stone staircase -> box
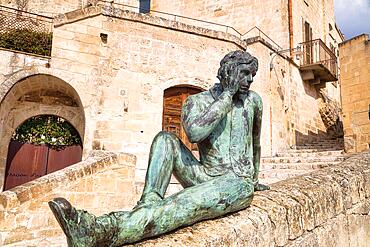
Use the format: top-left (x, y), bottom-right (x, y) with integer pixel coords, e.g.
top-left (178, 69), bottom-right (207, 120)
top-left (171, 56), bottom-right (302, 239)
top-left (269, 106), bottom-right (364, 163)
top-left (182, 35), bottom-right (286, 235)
top-left (259, 138), bottom-right (347, 185)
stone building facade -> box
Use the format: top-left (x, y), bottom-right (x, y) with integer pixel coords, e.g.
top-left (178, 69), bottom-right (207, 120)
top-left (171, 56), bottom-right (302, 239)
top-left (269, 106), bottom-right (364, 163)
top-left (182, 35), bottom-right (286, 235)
top-left (0, 1), bottom-right (344, 190)
top-left (339, 34), bottom-right (370, 153)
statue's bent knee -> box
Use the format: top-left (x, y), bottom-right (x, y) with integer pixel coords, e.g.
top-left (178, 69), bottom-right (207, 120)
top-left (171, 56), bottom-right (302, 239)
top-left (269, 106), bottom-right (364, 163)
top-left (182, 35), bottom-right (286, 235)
top-left (154, 131), bottom-right (178, 143)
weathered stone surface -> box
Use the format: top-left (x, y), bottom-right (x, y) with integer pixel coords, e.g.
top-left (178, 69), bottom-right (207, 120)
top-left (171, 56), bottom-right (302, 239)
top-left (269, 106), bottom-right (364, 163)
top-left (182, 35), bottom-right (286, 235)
top-left (339, 34), bottom-right (370, 153)
top-left (124, 150), bottom-right (370, 247)
top-left (0, 3), bottom-right (343, 191)
top-left (0, 151), bottom-right (136, 246)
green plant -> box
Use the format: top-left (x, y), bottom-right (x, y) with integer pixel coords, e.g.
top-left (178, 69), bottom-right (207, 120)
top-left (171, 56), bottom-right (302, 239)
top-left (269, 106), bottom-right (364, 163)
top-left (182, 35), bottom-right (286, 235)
top-left (12, 115), bottom-right (82, 150)
top-left (0, 28), bottom-right (52, 56)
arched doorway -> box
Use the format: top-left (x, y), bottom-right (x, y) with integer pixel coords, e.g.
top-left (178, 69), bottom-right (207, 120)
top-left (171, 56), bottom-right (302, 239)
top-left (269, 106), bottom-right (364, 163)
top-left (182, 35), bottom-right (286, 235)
top-left (0, 74), bottom-right (85, 191)
top-left (163, 85), bottom-right (203, 151)
top-left (4, 115), bottom-right (83, 190)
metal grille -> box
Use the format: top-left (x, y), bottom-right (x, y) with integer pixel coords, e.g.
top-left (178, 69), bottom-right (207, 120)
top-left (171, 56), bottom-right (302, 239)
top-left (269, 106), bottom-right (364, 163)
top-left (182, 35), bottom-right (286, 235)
top-left (0, 5), bottom-right (53, 56)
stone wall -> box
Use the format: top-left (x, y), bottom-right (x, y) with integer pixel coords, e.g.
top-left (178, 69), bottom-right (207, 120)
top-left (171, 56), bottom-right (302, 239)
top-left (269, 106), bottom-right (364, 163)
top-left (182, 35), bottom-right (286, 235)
top-left (151, 0), bottom-right (289, 47)
top-left (339, 34), bottom-right (370, 153)
top-left (151, 0), bottom-right (343, 101)
top-left (0, 0), bottom-right (138, 16)
top-left (0, 5), bottom-right (339, 191)
top-left (51, 5), bottom-right (246, 184)
top-left (130, 150), bottom-right (370, 247)
top-left (0, 151), bottom-right (137, 245)
top-left (0, 50), bottom-right (87, 190)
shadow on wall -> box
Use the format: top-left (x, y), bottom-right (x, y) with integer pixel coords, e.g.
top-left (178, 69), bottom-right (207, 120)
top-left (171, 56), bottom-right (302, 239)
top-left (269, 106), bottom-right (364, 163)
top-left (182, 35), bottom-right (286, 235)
top-left (294, 129), bottom-right (344, 149)
top-left (300, 77), bottom-right (322, 100)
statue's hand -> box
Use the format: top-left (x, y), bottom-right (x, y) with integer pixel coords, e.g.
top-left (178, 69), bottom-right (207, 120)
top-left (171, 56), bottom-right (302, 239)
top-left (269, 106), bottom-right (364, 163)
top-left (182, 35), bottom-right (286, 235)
top-left (222, 64), bottom-right (240, 96)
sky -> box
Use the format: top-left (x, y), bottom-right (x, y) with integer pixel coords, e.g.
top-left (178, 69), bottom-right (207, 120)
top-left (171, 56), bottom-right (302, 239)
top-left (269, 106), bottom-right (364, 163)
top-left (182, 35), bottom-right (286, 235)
top-left (334, 0), bottom-right (370, 39)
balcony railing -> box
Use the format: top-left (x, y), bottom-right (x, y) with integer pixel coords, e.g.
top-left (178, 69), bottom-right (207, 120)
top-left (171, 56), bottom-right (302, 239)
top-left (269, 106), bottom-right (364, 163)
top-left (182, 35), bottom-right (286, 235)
top-left (0, 5), bottom-right (53, 56)
top-left (298, 39), bottom-right (338, 82)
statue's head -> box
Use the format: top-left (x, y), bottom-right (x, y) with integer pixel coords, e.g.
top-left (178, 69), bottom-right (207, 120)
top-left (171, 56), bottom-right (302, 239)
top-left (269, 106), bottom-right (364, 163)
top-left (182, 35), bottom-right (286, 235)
top-left (217, 50), bottom-right (258, 94)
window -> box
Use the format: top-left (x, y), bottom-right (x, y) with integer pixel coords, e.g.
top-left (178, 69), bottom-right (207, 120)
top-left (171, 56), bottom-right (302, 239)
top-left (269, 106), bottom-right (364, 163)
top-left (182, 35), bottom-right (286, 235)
top-left (329, 23), bottom-right (333, 31)
top-left (139, 0), bottom-right (151, 13)
top-left (303, 21), bottom-right (313, 63)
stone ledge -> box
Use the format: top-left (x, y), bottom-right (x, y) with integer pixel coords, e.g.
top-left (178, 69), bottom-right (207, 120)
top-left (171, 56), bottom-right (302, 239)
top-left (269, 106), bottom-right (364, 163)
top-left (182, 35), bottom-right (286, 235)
top-left (53, 5), bottom-right (247, 50)
top-left (130, 150), bottom-right (370, 246)
top-left (0, 150), bottom-right (136, 211)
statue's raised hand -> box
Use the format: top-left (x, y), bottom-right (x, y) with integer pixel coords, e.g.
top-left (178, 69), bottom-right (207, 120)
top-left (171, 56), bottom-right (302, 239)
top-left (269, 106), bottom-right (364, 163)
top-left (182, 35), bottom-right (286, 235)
top-left (222, 64), bottom-right (240, 96)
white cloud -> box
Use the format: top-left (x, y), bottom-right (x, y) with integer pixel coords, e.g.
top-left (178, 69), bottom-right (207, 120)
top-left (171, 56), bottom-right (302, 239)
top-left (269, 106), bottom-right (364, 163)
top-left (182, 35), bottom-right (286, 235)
top-left (335, 0), bottom-right (370, 38)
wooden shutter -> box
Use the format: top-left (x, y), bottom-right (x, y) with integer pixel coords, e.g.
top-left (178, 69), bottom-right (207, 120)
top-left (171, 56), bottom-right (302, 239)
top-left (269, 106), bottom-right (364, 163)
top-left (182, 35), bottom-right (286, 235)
top-left (163, 86), bottom-right (202, 151)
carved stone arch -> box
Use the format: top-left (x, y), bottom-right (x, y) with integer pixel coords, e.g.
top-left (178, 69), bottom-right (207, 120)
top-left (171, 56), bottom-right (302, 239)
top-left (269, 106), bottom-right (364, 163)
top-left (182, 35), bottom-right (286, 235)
top-left (0, 66), bottom-right (81, 105)
top-left (160, 77), bottom-right (212, 92)
top-left (0, 72), bottom-right (85, 191)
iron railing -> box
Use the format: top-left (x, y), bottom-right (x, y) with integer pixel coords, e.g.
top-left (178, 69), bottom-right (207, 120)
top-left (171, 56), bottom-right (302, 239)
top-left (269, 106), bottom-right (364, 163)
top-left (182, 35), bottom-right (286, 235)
top-left (241, 26), bottom-right (283, 51)
top-left (299, 39), bottom-right (338, 79)
top-left (0, 5), bottom-right (53, 56)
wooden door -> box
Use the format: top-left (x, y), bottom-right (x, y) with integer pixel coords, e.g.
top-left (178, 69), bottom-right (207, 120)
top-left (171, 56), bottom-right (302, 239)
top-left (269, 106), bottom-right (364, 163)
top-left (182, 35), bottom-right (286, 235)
top-left (4, 141), bottom-right (48, 190)
top-left (47, 145), bottom-right (82, 174)
top-left (163, 86), bottom-right (202, 151)
top-left (4, 141), bottom-right (82, 190)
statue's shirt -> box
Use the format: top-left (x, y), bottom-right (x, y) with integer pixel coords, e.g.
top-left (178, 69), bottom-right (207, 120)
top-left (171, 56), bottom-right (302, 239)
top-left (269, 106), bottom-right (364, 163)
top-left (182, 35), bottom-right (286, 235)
top-left (182, 84), bottom-right (262, 178)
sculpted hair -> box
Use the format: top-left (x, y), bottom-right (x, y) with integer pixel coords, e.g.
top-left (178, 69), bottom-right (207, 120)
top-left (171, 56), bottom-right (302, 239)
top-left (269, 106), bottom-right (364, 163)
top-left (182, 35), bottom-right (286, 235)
top-left (217, 50), bottom-right (258, 82)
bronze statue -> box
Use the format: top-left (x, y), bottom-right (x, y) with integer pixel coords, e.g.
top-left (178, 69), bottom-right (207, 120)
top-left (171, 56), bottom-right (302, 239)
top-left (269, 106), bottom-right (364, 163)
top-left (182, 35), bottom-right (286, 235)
top-left (49, 50), bottom-right (270, 246)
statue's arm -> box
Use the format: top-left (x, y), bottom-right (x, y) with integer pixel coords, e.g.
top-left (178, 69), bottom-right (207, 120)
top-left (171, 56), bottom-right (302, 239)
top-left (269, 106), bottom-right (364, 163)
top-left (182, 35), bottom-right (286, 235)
top-left (182, 91), bottom-right (233, 143)
top-left (252, 95), bottom-right (263, 186)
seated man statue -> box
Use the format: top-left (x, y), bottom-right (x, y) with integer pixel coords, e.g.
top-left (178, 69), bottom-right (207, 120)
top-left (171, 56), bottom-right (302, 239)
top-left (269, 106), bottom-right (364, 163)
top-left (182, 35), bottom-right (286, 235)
top-left (49, 50), bottom-right (270, 247)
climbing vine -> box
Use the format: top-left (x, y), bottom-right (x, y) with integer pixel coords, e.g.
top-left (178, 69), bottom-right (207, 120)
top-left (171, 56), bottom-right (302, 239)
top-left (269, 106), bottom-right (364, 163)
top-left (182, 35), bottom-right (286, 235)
top-left (0, 28), bottom-right (52, 56)
top-left (12, 115), bottom-right (82, 149)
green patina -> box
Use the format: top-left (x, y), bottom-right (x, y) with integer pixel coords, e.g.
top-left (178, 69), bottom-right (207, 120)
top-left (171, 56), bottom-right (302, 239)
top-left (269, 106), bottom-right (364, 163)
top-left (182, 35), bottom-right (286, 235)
top-left (48, 50), bottom-right (269, 246)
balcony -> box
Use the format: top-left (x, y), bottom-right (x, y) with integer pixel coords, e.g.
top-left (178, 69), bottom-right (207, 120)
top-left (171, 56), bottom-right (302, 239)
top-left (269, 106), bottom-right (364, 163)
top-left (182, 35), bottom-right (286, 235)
top-left (0, 5), bottom-right (53, 56)
top-left (298, 39), bottom-right (338, 83)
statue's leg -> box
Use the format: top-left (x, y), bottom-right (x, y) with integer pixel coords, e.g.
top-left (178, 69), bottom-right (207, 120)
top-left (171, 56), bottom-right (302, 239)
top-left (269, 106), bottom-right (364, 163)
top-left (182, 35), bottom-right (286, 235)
top-left (110, 173), bottom-right (254, 245)
top-left (139, 131), bottom-right (210, 205)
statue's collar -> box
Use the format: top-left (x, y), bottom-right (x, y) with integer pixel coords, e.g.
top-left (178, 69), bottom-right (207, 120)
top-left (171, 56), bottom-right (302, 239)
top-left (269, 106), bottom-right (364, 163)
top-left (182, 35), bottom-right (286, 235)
top-left (210, 83), bottom-right (252, 103)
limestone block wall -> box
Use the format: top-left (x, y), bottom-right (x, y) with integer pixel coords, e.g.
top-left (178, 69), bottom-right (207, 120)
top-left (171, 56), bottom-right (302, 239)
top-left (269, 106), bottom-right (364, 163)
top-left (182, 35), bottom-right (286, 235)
top-left (0, 0), bottom-right (88, 16)
top-left (151, 0), bottom-right (342, 102)
top-left (0, 49), bottom-right (50, 84)
top-left (339, 34), bottom-right (370, 153)
top-left (51, 6), bottom-right (246, 183)
top-left (247, 41), bottom-right (328, 153)
top-left (132, 150), bottom-right (370, 247)
top-left (0, 6), bottom-right (335, 190)
top-left (291, 0), bottom-right (342, 101)
top-left (0, 0), bottom-right (139, 16)
top-left (0, 151), bottom-right (136, 246)
top-left (151, 0), bottom-right (289, 47)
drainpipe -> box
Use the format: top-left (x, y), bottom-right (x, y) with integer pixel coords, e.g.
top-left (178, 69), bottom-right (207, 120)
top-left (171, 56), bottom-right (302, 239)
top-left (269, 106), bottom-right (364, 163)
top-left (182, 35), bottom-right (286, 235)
top-left (288, 0), bottom-right (293, 57)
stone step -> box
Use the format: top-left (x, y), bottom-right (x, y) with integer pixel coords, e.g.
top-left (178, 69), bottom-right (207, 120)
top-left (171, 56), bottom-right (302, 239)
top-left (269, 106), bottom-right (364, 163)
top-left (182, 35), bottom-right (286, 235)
top-left (298, 138), bottom-right (344, 144)
top-left (292, 145), bottom-right (344, 150)
top-left (259, 169), bottom-right (312, 180)
top-left (4, 236), bottom-right (67, 247)
top-left (260, 161), bottom-right (340, 170)
top-left (275, 150), bottom-right (344, 157)
top-left (286, 148), bottom-right (344, 153)
top-left (259, 177), bottom-right (283, 185)
top-left (261, 156), bottom-right (346, 164)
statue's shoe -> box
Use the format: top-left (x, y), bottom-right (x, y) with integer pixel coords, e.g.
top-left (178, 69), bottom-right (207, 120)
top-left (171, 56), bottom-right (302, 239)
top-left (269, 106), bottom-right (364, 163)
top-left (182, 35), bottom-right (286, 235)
top-left (254, 183), bottom-right (270, 191)
top-left (48, 198), bottom-right (99, 247)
